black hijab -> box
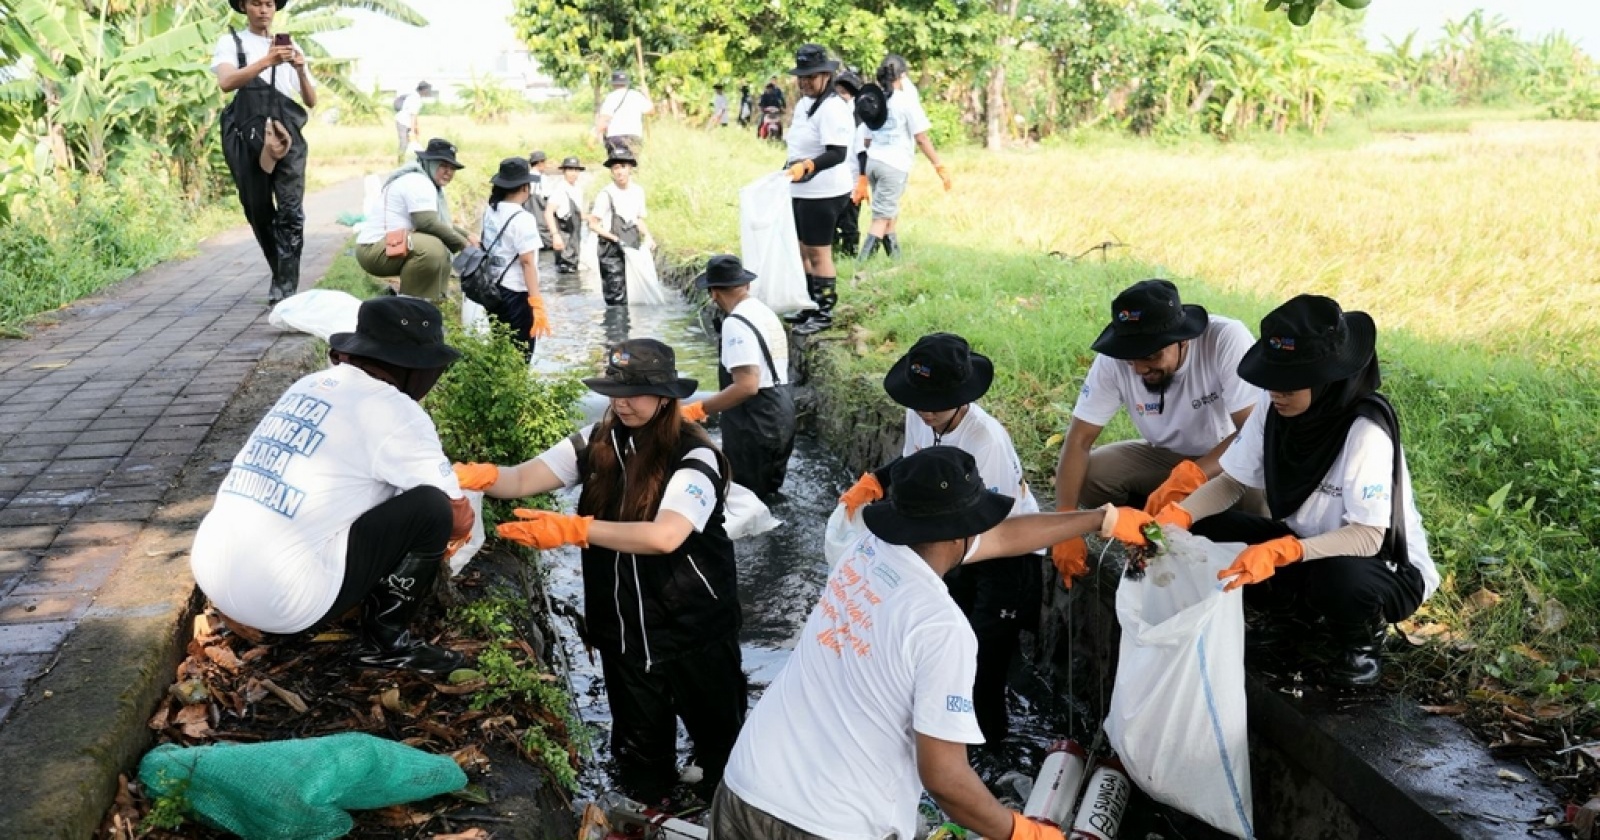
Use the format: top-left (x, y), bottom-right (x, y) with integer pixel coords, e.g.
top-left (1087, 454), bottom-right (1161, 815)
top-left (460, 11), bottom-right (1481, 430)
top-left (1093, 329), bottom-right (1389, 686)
top-left (1262, 355), bottom-right (1385, 520)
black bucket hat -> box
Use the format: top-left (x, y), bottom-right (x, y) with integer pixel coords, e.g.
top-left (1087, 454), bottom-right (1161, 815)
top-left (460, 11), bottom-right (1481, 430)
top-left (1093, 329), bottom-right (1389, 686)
top-left (1238, 294), bottom-right (1376, 392)
top-left (583, 339), bottom-right (697, 399)
top-left (528, 150), bottom-right (548, 166)
top-left (329, 297), bottom-right (460, 369)
top-left (416, 138), bottom-right (465, 169)
top-left (883, 333), bottom-right (995, 412)
top-left (603, 146), bottom-right (638, 169)
top-left (491, 157), bottom-right (537, 189)
top-left (863, 447), bottom-right (1015, 546)
top-left (855, 83), bottom-right (888, 131)
top-left (835, 71), bottom-right (865, 96)
top-left (790, 43), bottom-right (839, 77)
top-left (1090, 279), bottom-right (1209, 360)
top-left (694, 254), bottom-right (757, 290)
top-left (558, 156), bottom-right (585, 171)
top-left (610, 70), bottom-right (630, 86)
top-left (229, 0), bottom-right (288, 11)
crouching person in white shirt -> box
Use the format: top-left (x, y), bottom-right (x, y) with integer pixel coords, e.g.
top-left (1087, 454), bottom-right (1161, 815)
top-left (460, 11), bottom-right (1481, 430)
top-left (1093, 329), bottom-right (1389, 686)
top-left (190, 297), bottom-right (472, 675)
top-left (711, 446), bottom-right (1158, 840)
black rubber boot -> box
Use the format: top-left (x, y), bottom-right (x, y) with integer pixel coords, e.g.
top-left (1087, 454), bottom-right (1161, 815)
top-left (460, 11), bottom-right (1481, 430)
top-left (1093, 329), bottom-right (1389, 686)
top-left (858, 235), bottom-right (880, 263)
top-left (1324, 616), bottom-right (1386, 687)
top-left (884, 233), bottom-right (901, 259)
top-left (354, 553), bottom-right (463, 675)
top-left (268, 259), bottom-right (299, 306)
top-left (785, 274), bottom-right (822, 325)
top-left (792, 278), bottom-right (836, 336)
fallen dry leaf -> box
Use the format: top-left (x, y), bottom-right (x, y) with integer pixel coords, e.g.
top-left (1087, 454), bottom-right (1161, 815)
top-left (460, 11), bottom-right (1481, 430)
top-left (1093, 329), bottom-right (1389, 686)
top-left (1419, 703), bottom-right (1466, 716)
top-left (1463, 588), bottom-right (1501, 614)
top-left (432, 829), bottom-right (492, 839)
top-left (380, 687), bottom-right (411, 715)
top-left (450, 743), bottom-right (491, 772)
top-left (205, 644), bottom-right (242, 672)
top-left (259, 678), bottom-right (308, 714)
top-left (173, 703), bottom-right (213, 739)
top-left (1496, 768), bottom-right (1526, 783)
top-left (369, 805), bottom-right (431, 827)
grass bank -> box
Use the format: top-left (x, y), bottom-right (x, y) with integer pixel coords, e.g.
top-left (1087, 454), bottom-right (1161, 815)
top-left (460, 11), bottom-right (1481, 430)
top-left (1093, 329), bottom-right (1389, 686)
top-left (311, 112), bottom-right (1600, 721)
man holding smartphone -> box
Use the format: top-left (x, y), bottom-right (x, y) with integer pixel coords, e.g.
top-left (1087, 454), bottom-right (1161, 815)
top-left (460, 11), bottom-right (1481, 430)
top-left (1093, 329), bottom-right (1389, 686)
top-left (213, 0), bottom-right (317, 305)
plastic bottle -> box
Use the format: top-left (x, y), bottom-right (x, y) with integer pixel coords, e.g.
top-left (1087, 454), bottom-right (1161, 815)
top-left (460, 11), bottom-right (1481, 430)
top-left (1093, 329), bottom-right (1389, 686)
top-left (1022, 739), bottom-right (1089, 827)
top-left (1069, 756), bottom-right (1130, 840)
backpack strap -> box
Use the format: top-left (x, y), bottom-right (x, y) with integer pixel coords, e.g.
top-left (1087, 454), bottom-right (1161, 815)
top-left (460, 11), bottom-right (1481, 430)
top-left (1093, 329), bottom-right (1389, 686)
top-left (723, 313), bottom-right (782, 385)
top-left (229, 26), bottom-right (246, 68)
top-left (482, 208), bottom-right (527, 286)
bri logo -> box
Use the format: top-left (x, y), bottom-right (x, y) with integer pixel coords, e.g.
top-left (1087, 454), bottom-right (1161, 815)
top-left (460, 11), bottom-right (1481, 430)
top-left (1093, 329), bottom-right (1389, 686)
top-left (685, 483), bottom-right (708, 507)
top-left (910, 362), bottom-right (933, 379)
top-left (1268, 336), bottom-right (1296, 351)
top-left (1117, 309), bottom-right (1142, 322)
top-left (946, 695), bottom-right (974, 714)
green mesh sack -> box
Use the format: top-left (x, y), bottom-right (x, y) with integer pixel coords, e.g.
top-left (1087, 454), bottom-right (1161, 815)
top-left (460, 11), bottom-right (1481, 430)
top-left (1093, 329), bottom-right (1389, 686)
top-left (138, 732), bottom-right (468, 840)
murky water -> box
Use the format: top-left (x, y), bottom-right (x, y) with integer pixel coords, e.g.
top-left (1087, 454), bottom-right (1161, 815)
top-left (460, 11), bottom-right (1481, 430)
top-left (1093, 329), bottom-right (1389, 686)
top-left (528, 254), bottom-right (1226, 839)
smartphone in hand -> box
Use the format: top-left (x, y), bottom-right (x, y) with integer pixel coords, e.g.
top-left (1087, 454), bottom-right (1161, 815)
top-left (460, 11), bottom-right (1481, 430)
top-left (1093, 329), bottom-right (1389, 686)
top-left (273, 32), bottom-right (291, 47)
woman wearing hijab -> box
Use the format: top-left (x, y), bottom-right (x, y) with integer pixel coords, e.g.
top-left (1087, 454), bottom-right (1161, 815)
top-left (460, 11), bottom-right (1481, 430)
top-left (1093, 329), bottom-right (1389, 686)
top-left (452, 339), bottom-right (743, 807)
top-left (1152, 295), bottom-right (1439, 686)
top-left (355, 138), bottom-right (476, 300)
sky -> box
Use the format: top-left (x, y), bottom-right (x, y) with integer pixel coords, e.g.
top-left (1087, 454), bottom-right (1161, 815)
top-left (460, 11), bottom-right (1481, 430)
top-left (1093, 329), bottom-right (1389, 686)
top-left (316, 0), bottom-right (1600, 87)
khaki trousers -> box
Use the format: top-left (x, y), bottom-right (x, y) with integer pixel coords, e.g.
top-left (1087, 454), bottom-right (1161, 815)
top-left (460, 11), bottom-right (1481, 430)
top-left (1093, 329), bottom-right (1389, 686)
top-left (1082, 439), bottom-right (1266, 514)
top-left (355, 234), bottom-right (452, 300)
top-left (708, 783), bottom-right (830, 840)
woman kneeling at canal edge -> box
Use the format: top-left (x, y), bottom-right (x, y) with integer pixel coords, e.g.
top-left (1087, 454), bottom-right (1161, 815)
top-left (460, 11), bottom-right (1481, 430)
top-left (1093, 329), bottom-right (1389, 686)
top-left (452, 338), bottom-right (743, 807)
top-left (1152, 294), bottom-right (1439, 686)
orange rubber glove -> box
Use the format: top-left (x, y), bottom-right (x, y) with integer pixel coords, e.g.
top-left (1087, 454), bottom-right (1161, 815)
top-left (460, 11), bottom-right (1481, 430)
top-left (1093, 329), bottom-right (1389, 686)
top-left (1144, 459), bottom-right (1207, 514)
top-left (680, 401), bottom-right (709, 424)
top-left (1010, 811), bottom-right (1067, 840)
top-left (1051, 536), bottom-right (1089, 589)
top-left (528, 294), bottom-right (552, 338)
top-left (839, 472), bottom-right (885, 519)
top-left (453, 462), bottom-right (499, 491)
top-left (787, 158), bottom-right (816, 182)
top-left (935, 163), bottom-right (952, 192)
top-left (495, 509), bottom-right (593, 550)
top-left (448, 495), bottom-right (474, 542)
top-left (1098, 504), bottom-right (1156, 545)
top-left (851, 174), bottom-right (870, 204)
top-left (1217, 535), bottom-right (1304, 592)
top-left (1154, 502), bottom-right (1194, 532)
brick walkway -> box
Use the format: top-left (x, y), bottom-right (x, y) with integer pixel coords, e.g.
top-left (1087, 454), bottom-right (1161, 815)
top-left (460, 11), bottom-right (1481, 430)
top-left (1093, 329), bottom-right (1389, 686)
top-left (0, 179), bottom-right (363, 726)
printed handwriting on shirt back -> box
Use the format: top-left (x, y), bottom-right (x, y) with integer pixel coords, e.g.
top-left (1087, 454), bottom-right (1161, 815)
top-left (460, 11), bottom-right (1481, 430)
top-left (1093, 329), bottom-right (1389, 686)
top-left (815, 554), bottom-right (883, 659)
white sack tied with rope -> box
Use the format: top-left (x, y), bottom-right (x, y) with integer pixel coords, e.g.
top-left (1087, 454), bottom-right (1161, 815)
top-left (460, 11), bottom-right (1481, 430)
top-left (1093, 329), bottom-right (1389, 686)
top-left (1105, 527), bottom-right (1255, 839)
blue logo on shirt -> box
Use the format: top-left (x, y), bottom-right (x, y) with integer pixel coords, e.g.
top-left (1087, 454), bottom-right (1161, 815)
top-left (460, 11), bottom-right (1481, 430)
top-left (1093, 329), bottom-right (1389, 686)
top-left (686, 483), bottom-right (708, 507)
top-left (946, 695), bottom-right (974, 714)
top-left (1361, 483), bottom-right (1390, 502)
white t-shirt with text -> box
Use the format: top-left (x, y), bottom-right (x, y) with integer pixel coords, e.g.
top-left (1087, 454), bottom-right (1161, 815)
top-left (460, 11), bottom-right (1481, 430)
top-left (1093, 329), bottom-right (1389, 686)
top-left (724, 534), bottom-right (984, 840)
top-left (722, 298), bottom-right (789, 388)
top-left (211, 30), bottom-right (306, 103)
top-left (786, 94), bottom-right (855, 199)
top-left (190, 365), bottom-right (462, 634)
top-left (1072, 315), bottom-right (1257, 456)
top-left (1221, 393), bottom-right (1439, 600)
top-left (482, 202), bottom-right (542, 293)
top-left (356, 171), bottom-right (440, 245)
top-left (599, 88), bottom-right (652, 138)
top-left (902, 403), bottom-right (1040, 517)
top-left (868, 90), bottom-right (933, 173)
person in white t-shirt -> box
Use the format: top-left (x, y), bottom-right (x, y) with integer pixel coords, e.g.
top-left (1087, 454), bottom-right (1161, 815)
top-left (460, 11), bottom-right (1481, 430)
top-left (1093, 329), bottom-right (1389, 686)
top-left (213, 0), bottom-right (318, 305)
top-left (714, 446), bottom-right (1155, 840)
top-left (680, 255), bottom-right (796, 499)
top-left (709, 83), bottom-right (729, 127)
top-left (782, 43), bottom-right (856, 335)
top-left (545, 156), bottom-right (587, 274)
top-left (355, 138), bottom-right (477, 300)
top-left (596, 70), bottom-right (655, 153)
top-left (588, 146), bottom-right (653, 305)
top-left (859, 53), bottom-right (950, 262)
top-left (394, 80), bottom-right (430, 160)
top-left (190, 297), bottom-right (471, 675)
top-left (835, 333), bottom-right (1041, 745)
top-left (1051, 279), bottom-right (1257, 588)
top-left (455, 339), bottom-right (744, 807)
top-left (479, 158), bottom-right (551, 360)
top-left (1153, 296), bottom-right (1437, 687)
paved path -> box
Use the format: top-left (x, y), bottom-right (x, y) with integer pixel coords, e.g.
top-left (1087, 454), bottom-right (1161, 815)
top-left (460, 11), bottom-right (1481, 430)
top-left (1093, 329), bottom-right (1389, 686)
top-left (0, 179), bottom-right (362, 836)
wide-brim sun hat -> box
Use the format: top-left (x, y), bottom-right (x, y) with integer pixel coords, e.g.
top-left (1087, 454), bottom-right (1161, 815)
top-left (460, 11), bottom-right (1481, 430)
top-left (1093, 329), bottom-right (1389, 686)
top-left (1090, 278), bottom-right (1208, 360)
top-left (558, 156), bottom-right (585, 171)
top-left (883, 333), bottom-right (995, 412)
top-left (491, 157), bottom-right (538, 189)
top-left (790, 43), bottom-right (840, 77)
top-left (583, 338), bottom-right (698, 399)
top-left (1237, 294), bottom-right (1376, 392)
top-left (862, 446), bottom-right (1015, 545)
top-left (603, 147), bottom-right (638, 169)
top-left (694, 254), bottom-right (757, 290)
top-left (329, 297), bottom-right (460, 369)
top-left (417, 138), bottom-right (465, 169)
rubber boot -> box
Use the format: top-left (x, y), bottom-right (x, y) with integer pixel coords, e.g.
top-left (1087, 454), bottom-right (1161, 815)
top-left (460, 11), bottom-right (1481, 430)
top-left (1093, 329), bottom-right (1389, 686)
top-left (785, 273), bottom-right (822, 324)
top-left (1324, 616), bottom-right (1386, 687)
top-left (353, 552), bottom-right (464, 675)
top-left (268, 258), bottom-right (300, 306)
top-left (858, 235), bottom-right (880, 263)
top-left (792, 278), bottom-right (836, 336)
top-left (884, 233), bottom-right (901, 259)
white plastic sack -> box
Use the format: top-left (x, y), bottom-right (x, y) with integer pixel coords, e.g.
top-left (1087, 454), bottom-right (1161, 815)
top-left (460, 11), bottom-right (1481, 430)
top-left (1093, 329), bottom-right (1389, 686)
top-left (724, 482), bottom-right (781, 540)
top-left (823, 504), bottom-right (865, 570)
top-left (624, 245), bottom-right (675, 306)
top-left (738, 172), bottom-right (812, 314)
top-left (461, 296), bottom-right (491, 337)
top-left (267, 288), bottom-right (362, 340)
top-left (578, 227), bottom-right (602, 293)
top-left (1105, 528), bottom-right (1255, 839)
top-left (447, 491), bottom-right (486, 576)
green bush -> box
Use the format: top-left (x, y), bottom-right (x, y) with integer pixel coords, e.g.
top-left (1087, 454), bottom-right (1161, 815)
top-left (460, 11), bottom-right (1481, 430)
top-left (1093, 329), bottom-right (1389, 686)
top-left (427, 320), bottom-right (585, 467)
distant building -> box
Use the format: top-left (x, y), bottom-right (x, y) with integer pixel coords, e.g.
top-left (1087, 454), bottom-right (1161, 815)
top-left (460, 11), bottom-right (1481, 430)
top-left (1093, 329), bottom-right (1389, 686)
top-left (345, 37), bottom-right (568, 104)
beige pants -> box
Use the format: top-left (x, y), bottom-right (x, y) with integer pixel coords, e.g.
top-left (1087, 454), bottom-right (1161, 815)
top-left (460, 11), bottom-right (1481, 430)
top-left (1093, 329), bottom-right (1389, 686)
top-left (1083, 439), bottom-right (1266, 514)
top-left (355, 233), bottom-right (452, 300)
